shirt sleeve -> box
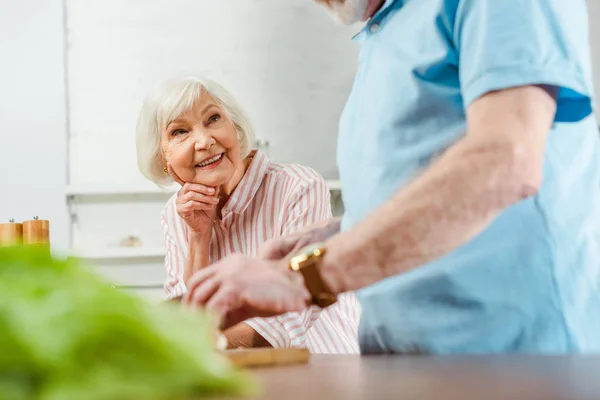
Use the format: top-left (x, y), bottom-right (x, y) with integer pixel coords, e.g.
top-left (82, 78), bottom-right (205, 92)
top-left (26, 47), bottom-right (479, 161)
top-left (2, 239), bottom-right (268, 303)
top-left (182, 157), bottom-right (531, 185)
top-left (455, 0), bottom-right (593, 122)
top-left (161, 197), bottom-right (188, 300)
top-left (281, 173), bottom-right (333, 235)
top-left (245, 172), bottom-right (337, 349)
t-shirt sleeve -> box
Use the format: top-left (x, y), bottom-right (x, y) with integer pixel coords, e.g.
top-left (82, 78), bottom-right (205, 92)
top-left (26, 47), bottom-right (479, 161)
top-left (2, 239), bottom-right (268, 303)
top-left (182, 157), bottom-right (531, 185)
top-left (454, 0), bottom-right (593, 122)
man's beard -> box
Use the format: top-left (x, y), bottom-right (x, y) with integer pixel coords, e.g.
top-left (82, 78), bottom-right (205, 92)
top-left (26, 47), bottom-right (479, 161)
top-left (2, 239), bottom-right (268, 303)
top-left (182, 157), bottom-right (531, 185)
top-left (325, 0), bottom-right (370, 25)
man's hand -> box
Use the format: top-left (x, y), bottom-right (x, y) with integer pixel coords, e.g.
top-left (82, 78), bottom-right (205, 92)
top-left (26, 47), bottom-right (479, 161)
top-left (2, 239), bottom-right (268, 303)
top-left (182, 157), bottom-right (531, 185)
top-left (258, 218), bottom-right (341, 261)
top-left (182, 255), bottom-right (311, 330)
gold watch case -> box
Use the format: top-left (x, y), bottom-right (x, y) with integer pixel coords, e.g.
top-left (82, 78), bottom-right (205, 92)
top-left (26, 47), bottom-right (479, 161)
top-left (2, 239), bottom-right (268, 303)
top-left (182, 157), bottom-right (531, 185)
top-left (288, 243), bottom-right (337, 308)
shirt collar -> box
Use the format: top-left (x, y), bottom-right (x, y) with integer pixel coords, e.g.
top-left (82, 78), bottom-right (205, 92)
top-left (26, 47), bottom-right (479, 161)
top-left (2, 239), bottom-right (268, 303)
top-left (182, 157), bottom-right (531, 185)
top-left (353, 0), bottom-right (402, 41)
top-left (223, 149), bottom-right (270, 215)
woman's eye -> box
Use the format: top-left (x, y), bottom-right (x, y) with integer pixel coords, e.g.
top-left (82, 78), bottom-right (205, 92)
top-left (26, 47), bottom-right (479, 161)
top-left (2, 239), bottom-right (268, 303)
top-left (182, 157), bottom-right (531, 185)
top-left (208, 114), bottom-right (221, 124)
top-left (171, 129), bottom-right (186, 136)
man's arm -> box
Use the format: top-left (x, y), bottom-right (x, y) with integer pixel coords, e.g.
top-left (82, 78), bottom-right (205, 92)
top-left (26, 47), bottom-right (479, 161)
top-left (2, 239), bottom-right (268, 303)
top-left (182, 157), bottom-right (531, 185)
top-left (258, 217), bottom-right (341, 260)
top-left (321, 85), bottom-right (558, 294)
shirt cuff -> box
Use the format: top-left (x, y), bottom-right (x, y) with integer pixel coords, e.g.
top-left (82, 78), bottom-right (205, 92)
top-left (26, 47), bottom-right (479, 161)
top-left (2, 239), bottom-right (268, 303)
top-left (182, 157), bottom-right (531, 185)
top-left (462, 65), bottom-right (591, 123)
top-left (165, 279), bottom-right (188, 300)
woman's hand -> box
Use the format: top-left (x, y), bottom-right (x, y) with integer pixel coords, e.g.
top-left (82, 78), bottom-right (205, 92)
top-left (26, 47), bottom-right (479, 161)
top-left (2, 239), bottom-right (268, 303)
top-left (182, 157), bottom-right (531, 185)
top-left (168, 163), bottom-right (220, 236)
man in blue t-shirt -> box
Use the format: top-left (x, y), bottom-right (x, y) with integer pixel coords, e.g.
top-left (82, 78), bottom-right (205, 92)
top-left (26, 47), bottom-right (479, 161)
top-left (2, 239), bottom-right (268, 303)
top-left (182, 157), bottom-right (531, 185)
top-left (185, 0), bottom-right (600, 354)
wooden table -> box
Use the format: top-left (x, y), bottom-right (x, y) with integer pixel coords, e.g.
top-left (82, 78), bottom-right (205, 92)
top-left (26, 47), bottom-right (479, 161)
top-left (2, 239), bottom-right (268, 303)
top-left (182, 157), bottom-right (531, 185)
top-left (229, 355), bottom-right (600, 400)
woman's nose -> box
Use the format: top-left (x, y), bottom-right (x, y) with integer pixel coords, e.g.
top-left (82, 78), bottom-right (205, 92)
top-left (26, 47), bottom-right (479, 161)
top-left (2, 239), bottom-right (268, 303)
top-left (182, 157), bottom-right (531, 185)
top-left (192, 130), bottom-right (216, 150)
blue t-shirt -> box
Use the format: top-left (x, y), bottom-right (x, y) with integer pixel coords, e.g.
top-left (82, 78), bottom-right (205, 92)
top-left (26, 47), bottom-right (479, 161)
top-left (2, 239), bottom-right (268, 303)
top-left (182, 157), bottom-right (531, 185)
top-left (338, 0), bottom-right (600, 353)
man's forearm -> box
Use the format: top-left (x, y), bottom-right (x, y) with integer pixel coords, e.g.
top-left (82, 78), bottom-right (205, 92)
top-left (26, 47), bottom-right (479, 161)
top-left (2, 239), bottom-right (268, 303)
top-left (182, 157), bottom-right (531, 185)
top-left (300, 216), bottom-right (341, 237)
top-left (184, 232), bottom-right (211, 286)
top-left (321, 136), bottom-right (541, 294)
top-left (316, 217), bottom-right (341, 239)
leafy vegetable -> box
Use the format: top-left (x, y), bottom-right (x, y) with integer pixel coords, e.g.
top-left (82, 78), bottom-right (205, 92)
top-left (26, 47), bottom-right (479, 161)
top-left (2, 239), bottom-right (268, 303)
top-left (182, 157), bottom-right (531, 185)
top-left (0, 246), bottom-right (254, 400)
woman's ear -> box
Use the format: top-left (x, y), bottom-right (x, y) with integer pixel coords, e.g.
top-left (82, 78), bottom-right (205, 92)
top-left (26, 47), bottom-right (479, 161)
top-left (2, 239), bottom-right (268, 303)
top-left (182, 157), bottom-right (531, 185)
top-left (155, 151), bottom-right (168, 175)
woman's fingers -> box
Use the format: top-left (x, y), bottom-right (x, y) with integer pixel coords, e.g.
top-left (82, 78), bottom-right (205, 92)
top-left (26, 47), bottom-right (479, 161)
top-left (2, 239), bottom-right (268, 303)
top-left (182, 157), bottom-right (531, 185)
top-left (177, 182), bottom-right (217, 197)
top-left (176, 200), bottom-right (216, 216)
top-left (181, 191), bottom-right (219, 205)
top-left (183, 183), bottom-right (217, 196)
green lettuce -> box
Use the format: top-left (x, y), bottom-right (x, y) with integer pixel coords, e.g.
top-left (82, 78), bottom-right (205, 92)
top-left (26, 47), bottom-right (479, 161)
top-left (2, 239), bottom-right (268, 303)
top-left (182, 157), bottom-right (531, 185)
top-left (0, 246), bottom-right (254, 400)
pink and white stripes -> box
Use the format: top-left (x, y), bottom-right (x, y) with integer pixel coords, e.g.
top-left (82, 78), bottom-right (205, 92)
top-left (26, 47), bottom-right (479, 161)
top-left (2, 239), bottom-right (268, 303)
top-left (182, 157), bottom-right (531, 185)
top-left (161, 150), bottom-right (360, 354)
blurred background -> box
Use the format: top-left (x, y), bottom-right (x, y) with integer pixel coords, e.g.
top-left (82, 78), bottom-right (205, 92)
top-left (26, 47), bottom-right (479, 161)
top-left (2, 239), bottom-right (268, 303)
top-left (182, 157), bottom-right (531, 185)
top-left (1, 0), bottom-right (599, 300)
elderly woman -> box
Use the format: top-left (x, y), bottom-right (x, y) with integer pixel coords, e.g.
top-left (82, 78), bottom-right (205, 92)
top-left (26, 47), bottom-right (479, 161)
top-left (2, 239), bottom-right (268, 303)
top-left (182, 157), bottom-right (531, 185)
top-left (136, 77), bottom-right (360, 353)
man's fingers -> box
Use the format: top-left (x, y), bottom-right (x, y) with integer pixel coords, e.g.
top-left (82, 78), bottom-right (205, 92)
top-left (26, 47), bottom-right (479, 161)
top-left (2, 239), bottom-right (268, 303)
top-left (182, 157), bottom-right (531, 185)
top-left (205, 286), bottom-right (243, 330)
top-left (167, 163), bottom-right (186, 186)
top-left (257, 241), bottom-right (280, 260)
top-left (257, 232), bottom-right (317, 261)
top-left (258, 238), bottom-right (295, 260)
top-left (291, 239), bottom-right (312, 254)
top-left (183, 266), bottom-right (218, 304)
top-left (292, 287), bottom-right (312, 310)
top-left (205, 285), bottom-right (235, 315)
top-left (189, 277), bottom-right (221, 309)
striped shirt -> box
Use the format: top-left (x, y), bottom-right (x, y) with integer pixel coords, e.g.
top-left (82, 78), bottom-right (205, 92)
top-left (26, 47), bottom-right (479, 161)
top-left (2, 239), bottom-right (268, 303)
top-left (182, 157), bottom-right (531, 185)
top-left (161, 150), bottom-right (360, 354)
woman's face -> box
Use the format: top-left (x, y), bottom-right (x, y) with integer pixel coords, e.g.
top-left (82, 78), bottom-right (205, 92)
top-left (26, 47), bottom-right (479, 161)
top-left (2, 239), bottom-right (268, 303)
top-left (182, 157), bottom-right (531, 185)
top-left (160, 92), bottom-right (242, 187)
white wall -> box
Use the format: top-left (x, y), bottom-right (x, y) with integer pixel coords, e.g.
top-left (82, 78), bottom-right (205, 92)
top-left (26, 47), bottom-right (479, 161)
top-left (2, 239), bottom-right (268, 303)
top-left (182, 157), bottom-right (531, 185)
top-left (61, 1), bottom-right (358, 298)
top-left (65, 0), bottom-right (359, 187)
top-left (63, 1), bottom-right (357, 248)
top-left (0, 0), bottom-right (69, 253)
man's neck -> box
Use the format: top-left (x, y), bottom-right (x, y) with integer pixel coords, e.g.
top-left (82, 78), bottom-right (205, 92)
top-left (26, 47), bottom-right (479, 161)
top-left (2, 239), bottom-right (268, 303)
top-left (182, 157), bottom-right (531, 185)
top-left (362, 0), bottom-right (386, 20)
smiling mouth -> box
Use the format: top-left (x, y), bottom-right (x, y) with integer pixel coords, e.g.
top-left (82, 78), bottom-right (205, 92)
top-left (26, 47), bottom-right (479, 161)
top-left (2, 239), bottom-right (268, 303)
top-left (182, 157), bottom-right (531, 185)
top-left (196, 153), bottom-right (224, 168)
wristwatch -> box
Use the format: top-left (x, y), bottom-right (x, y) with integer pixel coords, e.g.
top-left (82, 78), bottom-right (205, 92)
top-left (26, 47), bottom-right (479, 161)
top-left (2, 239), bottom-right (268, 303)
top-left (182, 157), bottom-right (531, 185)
top-left (287, 242), bottom-right (337, 308)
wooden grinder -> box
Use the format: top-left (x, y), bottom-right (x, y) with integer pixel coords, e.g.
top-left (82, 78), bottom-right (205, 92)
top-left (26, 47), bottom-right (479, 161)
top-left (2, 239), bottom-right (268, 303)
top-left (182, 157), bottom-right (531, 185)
top-left (0, 219), bottom-right (23, 247)
top-left (22, 216), bottom-right (50, 247)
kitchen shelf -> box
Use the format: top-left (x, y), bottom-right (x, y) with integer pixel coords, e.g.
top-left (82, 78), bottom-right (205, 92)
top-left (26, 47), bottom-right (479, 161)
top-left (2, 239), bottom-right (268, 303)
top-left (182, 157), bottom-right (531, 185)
top-left (326, 180), bottom-right (342, 191)
top-left (65, 180), bottom-right (342, 197)
top-left (70, 246), bottom-right (166, 260)
top-left (65, 184), bottom-right (177, 197)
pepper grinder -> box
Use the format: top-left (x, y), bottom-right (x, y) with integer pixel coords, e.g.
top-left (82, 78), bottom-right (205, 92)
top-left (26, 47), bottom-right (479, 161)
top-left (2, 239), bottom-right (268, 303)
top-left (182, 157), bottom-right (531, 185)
top-left (0, 219), bottom-right (23, 247)
top-left (22, 216), bottom-right (50, 247)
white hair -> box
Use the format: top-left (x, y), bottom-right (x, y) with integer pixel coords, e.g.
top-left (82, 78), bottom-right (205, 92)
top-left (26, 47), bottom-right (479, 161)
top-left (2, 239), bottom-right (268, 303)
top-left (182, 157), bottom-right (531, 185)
top-left (136, 76), bottom-right (255, 186)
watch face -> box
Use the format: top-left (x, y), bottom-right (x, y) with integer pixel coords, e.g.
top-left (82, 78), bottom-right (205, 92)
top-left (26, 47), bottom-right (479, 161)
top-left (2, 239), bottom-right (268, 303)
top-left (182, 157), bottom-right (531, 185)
top-left (290, 242), bottom-right (326, 271)
top-left (299, 242), bottom-right (327, 257)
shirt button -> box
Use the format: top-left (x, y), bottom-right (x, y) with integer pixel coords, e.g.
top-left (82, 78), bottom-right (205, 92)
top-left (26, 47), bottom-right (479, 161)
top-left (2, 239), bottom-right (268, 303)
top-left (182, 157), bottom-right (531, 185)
top-left (223, 208), bottom-right (229, 214)
top-left (370, 23), bottom-right (379, 33)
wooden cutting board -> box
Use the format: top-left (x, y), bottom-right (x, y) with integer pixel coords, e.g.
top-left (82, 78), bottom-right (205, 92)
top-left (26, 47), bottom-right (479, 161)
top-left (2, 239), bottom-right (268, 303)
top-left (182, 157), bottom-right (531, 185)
top-left (165, 297), bottom-right (309, 368)
top-left (222, 347), bottom-right (310, 368)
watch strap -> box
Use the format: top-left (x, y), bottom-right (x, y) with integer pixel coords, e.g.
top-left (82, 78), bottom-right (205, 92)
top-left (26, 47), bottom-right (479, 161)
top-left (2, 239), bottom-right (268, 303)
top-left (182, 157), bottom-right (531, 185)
top-left (299, 261), bottom-right (337, 308)
top-left (289, 245), bottom-right (337, 308)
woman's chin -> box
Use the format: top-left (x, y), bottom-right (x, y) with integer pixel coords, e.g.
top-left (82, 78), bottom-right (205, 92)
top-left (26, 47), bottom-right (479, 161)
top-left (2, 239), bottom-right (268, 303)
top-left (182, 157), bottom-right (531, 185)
top-left (193, 173), bottom-right (229, 188)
